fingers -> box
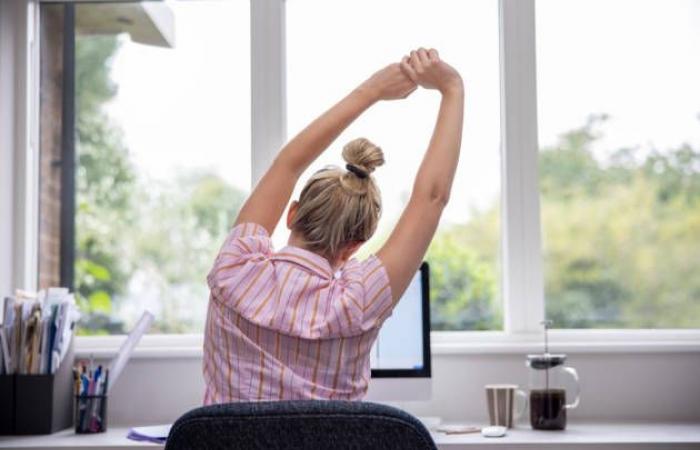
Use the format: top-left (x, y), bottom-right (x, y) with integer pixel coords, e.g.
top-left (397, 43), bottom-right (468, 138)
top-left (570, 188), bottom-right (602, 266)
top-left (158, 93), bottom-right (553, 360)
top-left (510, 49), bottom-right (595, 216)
top-left (408, 47), bottom-right (438, 72)
top-left (401, 48), bottom-right (441, 92)
top-left (417, 48), bottom-right (431, 66)
top-left (400, 55), bottom-right (418, 83)
top-left (428, 48), bottom-right (439, 62)
top-left (409, 50), bottom-right (423, 74)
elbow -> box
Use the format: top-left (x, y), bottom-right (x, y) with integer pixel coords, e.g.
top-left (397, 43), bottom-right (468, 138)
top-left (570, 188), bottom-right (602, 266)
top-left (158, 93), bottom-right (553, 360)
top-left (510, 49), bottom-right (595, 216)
top-left (430, 189), bottom-right (451, 209)
top-left (414, 186), bottom-right (451, 209)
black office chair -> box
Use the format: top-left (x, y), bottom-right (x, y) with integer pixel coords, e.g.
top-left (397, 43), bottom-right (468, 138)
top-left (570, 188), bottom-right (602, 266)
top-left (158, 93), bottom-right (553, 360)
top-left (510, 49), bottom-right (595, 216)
top-left (165, 400), bottom-right (437, 450)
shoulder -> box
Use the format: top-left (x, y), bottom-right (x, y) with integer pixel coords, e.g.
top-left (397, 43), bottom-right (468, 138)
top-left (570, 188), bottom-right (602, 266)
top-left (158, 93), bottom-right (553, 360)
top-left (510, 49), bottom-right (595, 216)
top-left (341, 254), bottom-right (390, 287)
top-left (207, 222), bottom-right (274, 303)
top-left (340, 254), bottom-right (394, 331)
top-left (222, 222), bottom-right (271, 254)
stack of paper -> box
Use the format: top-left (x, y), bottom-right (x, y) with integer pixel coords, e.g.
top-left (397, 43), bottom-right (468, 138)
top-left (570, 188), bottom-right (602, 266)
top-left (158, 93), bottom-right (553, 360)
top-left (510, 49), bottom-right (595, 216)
top-left (0, 288), bottom-right (80, 375)
top-left (127, 424), bottom-right (172, 444)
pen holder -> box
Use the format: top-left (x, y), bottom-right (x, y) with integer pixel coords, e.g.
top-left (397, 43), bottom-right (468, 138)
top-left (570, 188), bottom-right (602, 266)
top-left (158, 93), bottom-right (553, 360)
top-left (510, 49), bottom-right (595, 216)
top-left (74, 394), bottom-right (108, 434)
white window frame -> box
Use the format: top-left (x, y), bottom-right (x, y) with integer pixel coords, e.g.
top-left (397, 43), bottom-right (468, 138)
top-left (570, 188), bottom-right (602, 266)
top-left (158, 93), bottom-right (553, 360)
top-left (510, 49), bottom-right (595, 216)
top-left (2, 0), bottom-right (698, 358)
top-left (2, 0), bottom-right (41, 297)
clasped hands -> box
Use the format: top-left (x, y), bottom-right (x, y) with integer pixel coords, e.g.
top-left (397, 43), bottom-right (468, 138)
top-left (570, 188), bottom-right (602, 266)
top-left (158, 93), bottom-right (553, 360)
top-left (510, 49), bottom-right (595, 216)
top-left (361, 47), bottom-right (463, 102)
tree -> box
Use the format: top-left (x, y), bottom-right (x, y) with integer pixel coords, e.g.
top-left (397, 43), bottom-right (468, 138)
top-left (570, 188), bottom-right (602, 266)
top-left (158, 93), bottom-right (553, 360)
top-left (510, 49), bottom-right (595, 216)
top-left (75, 36), bottom-right (136, 333)
top-left (427, 223), bottom-right (500, 330)
top-left (126, 172), bottom-right (245, 332)
top-left (540, 116), bottom-right (700, 328)
top-left (420, 114), bottom-right (700, 331)
top-left (75, 35), bottom-right (246, 334)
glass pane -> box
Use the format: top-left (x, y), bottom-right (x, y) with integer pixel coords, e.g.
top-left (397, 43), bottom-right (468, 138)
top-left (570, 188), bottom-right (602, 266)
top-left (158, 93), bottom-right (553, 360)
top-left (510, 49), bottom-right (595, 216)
top-left (537, 0), bottom-right (700, 328)
top-left (285, 0), bottom-right (502, 330)
top-left (72, 1), bottom-right (250, 334)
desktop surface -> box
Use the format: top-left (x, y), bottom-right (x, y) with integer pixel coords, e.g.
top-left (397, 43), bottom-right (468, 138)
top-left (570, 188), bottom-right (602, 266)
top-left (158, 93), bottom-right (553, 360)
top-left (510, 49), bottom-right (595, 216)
top-left (2, 423), bottom-right (700, 450)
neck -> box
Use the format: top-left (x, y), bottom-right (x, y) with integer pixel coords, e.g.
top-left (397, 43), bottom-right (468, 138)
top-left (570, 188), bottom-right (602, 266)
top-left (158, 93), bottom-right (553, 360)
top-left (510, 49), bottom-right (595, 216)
top-left (287, 233), bottom-right (344, 271)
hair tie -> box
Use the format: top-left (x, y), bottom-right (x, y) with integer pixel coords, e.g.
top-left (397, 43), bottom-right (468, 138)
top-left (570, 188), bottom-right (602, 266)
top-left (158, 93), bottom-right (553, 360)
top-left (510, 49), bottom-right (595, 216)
top-left (346, 163), bottom-right (368, 179)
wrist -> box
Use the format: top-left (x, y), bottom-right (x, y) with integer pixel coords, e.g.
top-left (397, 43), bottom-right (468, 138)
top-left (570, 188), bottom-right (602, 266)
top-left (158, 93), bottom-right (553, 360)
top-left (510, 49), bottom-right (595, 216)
top-left (354, 83), bottom-right (381, 105)
top-left (439, 78), bottom-right (464, 97)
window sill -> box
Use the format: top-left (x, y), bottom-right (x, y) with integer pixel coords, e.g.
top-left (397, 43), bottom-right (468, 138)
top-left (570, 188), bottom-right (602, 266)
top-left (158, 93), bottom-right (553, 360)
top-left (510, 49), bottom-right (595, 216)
top-left (74, 330), bottom-right (700, 359)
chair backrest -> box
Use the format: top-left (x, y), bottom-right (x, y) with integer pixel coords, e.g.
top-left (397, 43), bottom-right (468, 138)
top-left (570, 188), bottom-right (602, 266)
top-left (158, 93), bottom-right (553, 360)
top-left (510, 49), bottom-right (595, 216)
top-left (165, 400), bottom-right (437, 450)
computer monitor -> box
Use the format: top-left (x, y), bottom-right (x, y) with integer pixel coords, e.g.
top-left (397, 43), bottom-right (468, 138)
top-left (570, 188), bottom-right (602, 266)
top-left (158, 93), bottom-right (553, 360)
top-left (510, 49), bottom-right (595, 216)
top-left (365, 262), bottom-right (431, 401)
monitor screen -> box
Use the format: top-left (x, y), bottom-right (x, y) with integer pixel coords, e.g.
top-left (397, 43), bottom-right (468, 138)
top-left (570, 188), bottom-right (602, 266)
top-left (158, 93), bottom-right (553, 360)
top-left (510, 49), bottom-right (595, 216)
top-left (370, 263), bottom-right (430, 377)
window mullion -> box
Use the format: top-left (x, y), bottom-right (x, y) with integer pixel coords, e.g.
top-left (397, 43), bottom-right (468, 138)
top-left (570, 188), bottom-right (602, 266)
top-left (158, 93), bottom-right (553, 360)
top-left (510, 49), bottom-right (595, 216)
top-left (499, 0), bottom-right (544, 335)
top-left (6, 0), bottom-right (41, 293)
top-left (250, 0), bottom-right (286, 188)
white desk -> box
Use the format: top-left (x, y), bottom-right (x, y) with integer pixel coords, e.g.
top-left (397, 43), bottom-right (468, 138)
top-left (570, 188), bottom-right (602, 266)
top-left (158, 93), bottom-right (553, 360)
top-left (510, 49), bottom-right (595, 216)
top-left (431, 423), bottom-right (700, 449)
top-left (1, 423), bottom-right (699, 450)
top-left (0, 428), bottom-right (161, 450)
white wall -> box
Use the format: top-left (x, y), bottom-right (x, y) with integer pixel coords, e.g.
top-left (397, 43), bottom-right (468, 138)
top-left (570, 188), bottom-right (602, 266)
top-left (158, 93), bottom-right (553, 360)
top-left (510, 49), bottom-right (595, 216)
top-left (103, 352), bottom-right (700, 426)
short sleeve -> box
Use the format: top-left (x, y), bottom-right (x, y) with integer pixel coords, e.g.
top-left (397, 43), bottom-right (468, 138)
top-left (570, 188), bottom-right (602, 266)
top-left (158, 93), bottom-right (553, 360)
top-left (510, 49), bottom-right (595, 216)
top-left (207, 222), bottom-right (272, 306)
top-left (357, 255), bottom-right (394, 330)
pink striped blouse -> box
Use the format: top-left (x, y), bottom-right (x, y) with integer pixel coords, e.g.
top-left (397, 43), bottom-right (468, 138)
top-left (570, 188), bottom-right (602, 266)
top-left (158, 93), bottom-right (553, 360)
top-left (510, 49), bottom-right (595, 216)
top-left (203, 222), bottom-right (394, 404)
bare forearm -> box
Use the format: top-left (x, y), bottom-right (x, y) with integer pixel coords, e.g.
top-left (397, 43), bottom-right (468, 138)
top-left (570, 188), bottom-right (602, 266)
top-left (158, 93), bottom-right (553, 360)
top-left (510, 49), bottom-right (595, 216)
top-left (236, 87), bottom-right (375, 232)
top-left (236, 62), bottom-right (415, 233)
top-left (412, 85), bottom-right (465, 205)
top-left (275, 86), bottom-right (378, 176)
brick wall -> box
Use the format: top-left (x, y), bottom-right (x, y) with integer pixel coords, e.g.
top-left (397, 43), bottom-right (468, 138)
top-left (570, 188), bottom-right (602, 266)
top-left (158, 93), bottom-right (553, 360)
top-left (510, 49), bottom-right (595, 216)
top-left (37, 5), bottom-right (64, 290)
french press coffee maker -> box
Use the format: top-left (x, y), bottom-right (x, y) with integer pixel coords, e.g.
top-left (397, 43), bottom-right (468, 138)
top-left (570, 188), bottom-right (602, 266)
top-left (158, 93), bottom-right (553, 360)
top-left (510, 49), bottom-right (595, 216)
top-left (526, 321), bottom-right (580, 430)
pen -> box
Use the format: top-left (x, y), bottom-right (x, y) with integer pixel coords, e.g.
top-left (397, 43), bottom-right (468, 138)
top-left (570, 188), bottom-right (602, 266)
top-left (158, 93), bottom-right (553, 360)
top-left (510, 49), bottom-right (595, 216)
top-left (73, 368), bottom-right (81, 395)
top-left (102, 368), bottom-right (109, 396)
top-left (93, 366), bottom-right (102, 394)
top-left (81, 372), bottom-right (89, 396)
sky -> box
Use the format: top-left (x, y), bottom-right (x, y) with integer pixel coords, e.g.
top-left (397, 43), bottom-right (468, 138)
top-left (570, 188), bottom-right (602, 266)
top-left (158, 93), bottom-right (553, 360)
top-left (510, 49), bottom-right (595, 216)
top-left (537, 0), bottom-right (700, 155)
top-left (103, 0), bottom-right (700, 250)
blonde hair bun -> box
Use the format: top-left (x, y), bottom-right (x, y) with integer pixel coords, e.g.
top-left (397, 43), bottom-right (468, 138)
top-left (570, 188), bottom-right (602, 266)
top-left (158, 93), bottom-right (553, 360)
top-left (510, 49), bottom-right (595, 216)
top-left (342, 137), bottom-right (385, 175)
top-left (290, 137), bottom-right (384, 260)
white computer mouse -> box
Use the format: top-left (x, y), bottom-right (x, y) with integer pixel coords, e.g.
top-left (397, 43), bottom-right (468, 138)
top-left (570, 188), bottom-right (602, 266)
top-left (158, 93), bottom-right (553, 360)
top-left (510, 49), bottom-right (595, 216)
top-left (481, 425), bottom-right (507, 437)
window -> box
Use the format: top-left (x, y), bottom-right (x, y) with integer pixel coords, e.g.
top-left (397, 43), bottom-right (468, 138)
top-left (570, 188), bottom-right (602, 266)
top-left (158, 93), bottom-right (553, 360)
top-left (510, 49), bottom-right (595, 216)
top-left (28, 0), bottom-right (699, 341)
top-left (38, 1), bottom-right (250, 334)
top-left (536, 0), bottom-right (700, 328)
top-left (285, 0), bottom-right (503, 331)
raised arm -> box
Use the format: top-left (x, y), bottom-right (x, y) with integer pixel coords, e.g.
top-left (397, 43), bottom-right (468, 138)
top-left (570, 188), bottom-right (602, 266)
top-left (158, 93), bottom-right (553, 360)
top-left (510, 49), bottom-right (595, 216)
top-left (377, 48), bottom-right (465, 301)
top-left (235, 64), bottom-right (416, 234)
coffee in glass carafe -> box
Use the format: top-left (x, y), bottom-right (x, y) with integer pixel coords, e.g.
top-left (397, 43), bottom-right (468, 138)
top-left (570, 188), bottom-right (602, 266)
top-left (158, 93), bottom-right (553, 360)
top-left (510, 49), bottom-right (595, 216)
top-left (526, 321), bottom-right (580, 430)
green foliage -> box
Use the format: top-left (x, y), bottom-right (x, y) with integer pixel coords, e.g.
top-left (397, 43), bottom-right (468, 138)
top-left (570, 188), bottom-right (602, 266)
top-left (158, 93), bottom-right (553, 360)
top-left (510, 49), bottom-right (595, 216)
top-left (427, 230), bottom-right (500, 330)
top-left (423, 203), bottom-right (501, 330)
top-left (541, 117), bottom-right (700, 328)
top-left (125, 172), bottom-right (245, 333)
top-left (88, 291), bottom-right (112, 313)
top-left (74, 35), bottom-right (245, 334)
top-left (75, 36), bottom-right (119, 114)
top-left (75, 36), bottom-right (133, 334)
top-left (425, 113), bottom-right (700, 330)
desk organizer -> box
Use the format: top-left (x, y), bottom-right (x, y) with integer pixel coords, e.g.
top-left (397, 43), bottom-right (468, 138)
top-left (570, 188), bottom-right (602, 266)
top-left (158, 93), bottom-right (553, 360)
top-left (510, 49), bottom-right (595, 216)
top-left (0, 344), bottom-right (74, 435)
top-left (0, 374), bottom-right (14, 434)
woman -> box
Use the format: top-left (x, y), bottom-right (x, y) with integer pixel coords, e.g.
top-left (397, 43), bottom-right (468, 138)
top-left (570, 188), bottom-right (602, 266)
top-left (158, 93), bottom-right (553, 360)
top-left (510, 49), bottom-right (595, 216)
top-left (204, 48), bottom-right (464, 403)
